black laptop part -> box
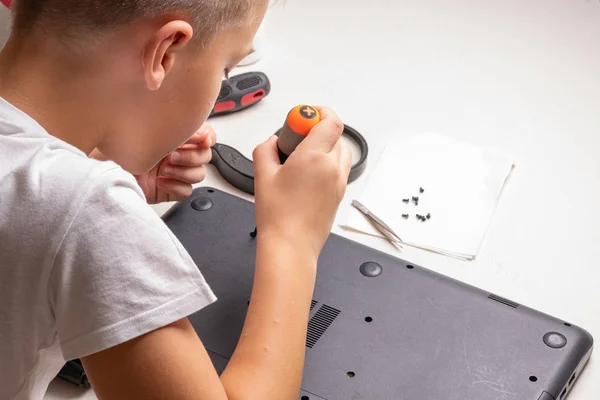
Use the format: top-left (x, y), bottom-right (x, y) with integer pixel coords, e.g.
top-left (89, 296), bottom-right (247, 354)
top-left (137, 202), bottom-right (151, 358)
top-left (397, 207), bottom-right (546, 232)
top-left (163, 187), bottom-right (593, 400)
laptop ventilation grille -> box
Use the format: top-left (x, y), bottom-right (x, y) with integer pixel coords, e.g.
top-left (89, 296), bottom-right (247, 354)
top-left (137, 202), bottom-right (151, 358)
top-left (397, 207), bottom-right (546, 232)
top-left (310, 300), bottom-right (318, 311)
top-left (488, 294), bottom-right (519, 308)
top-left (306, 304), bottom-right (340, 349)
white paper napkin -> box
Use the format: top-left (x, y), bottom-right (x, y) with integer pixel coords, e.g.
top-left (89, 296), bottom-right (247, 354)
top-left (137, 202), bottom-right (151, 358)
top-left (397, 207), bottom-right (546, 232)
top-left (342, 132), bottom-right (515, 261)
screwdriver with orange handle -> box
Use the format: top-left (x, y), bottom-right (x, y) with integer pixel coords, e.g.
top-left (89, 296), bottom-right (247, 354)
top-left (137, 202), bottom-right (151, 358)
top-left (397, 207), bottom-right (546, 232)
top-left (276, 105), bottom-right (367, 181)
top-left (249, 105), bottom-right (320, 237)
top-left (276, 104), bottom-right (321, 163)
top-left (209, 104), bottom-right (368, 195)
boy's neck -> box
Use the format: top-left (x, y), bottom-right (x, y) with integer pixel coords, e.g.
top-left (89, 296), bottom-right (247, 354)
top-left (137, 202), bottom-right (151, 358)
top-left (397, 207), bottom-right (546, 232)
top-left (0, 35), bottom-right (117, 155)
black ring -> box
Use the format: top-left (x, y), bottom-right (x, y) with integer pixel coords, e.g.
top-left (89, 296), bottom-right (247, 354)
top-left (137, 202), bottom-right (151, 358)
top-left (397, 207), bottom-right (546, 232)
top-left (343, 124), bottom-right (369, 183)
top-left (274, 124), bottom-right (368, 183)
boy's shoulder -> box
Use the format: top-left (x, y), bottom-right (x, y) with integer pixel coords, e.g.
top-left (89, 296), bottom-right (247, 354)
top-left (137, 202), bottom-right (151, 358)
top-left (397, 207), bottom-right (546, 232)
top-left (0, 100), bottom-right (216, 372)
top-left (1, 119), bottom-right (142, 217)
top-left (0, 96), bottom-right (143, 199)
top-left (0, 97), bottom-right (147, 257)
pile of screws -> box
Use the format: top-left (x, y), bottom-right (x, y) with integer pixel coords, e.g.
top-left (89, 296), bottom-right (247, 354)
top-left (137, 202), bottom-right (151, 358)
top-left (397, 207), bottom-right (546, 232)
top-left (402, 187), bottom-right (431, 222)
top-left (416, 213), bottom-right (431, 221)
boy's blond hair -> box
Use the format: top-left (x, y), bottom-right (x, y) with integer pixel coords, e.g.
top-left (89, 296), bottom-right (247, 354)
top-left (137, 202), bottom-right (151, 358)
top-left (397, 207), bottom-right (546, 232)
top-left (13, 0), bottom-right (255, 46)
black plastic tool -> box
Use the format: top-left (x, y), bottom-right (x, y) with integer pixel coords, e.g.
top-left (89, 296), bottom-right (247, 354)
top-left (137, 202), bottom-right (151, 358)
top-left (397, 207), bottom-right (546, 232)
top-left (57, 359), bottom-right (91, 388)
top-left (210, 124), bottom-right (369, 195)
top-left (162, 187), bottom-right (594, 400)
top-left (210, 71), bottom-right (271, 117)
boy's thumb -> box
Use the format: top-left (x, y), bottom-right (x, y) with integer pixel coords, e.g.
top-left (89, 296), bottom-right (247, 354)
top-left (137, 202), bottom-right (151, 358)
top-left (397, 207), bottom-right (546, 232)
top-left (252, 135), bottom-right (280, 176)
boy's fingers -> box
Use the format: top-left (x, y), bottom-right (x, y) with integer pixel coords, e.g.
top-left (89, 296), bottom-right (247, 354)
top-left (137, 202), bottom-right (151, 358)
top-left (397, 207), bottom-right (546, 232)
top-left (156, 178), bottom-right (193, 201)
top-left (170, 147), bottom-right (212, 167)
top-left (331, 135), bottom-right (342, 158)
top-left (329, 139), bottom-right (352, 182)
top-left (184, 123), bottom-right (217, 148)
top-left (298, 107), bottom-right (344, 154)
top-left (252, 135), bottom-right (280, 177)
top-left (340, 144), bottom-right (353, 179)
top-left (184, 131), bottom-right (208, 145)
top-left (186, 131), bottom-right (216, 148)
top-left (161, 164), bottom-right (206, 185)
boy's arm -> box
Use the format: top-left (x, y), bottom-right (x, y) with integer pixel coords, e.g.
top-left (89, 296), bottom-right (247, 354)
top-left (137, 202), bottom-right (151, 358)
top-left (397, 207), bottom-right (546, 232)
top-left (81, 238), bottom-right (316, 400)
top-left (81, 108), bottom-right (352, 400)
top-left (219, 234), bottom-right (317, 400)
top-left (81, 318), bottom-right (228, 400)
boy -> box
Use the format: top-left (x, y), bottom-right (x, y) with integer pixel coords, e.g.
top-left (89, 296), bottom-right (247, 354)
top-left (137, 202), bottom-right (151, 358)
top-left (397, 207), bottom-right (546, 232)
top-left (0, 1), bottom-right (352, 399)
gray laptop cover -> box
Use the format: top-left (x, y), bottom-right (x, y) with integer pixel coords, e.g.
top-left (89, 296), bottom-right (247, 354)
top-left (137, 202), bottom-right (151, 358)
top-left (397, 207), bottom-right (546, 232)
top-left (163, 187), bottom-right (593, 400)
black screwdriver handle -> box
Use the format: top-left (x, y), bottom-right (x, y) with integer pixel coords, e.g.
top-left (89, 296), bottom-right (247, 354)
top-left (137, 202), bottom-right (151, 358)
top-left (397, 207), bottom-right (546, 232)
top-left (210, 72), bottom-right (271, 117)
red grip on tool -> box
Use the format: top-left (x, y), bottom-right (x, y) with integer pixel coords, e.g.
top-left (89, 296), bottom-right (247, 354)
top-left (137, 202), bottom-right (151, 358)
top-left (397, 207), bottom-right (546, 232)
top-left (210, 72), bottom-right (271, 117)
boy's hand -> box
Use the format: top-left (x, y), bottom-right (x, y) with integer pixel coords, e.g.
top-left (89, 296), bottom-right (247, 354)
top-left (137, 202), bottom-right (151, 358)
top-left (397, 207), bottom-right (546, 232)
top-left (136, 123), bottom-right (216, 204)
top-left (89, 123), bottom-right (216, 204)
top-left (252, 107), bottom-right (352, 258)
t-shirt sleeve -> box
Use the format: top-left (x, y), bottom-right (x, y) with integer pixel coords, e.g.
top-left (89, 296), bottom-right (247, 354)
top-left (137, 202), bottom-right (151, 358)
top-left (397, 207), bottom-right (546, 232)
top-left (49, 166), bottom-right (216, 361)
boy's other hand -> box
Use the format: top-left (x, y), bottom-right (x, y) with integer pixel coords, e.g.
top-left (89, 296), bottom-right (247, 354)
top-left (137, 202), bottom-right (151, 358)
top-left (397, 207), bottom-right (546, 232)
top-left (136, 123), bottom-right (216, 204)
top-left (89, 123), bottom-right (216, 204)
top-left (252, 107), bottom-right (352, 259)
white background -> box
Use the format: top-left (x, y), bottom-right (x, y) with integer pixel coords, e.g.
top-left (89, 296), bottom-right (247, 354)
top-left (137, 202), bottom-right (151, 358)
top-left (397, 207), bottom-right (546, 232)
top-left (1, 0), bottom-right (598, 398)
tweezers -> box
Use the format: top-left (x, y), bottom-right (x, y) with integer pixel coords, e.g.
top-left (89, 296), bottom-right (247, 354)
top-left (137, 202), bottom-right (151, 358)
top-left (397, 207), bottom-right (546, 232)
top-left (351, 200), bottom-right (404, 247)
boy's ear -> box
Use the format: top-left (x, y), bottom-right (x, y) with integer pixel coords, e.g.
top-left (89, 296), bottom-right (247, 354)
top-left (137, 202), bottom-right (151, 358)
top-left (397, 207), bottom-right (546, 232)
top-left (143, 21), bottom-right (193, 91)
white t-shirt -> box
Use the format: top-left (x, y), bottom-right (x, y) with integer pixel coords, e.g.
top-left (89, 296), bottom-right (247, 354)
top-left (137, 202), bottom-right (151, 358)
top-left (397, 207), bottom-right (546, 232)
top-left (0, 97), bottom-right (217, 400)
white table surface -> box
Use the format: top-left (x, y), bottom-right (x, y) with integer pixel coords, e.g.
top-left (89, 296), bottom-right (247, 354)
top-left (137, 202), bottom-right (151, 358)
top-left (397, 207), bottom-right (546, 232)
top-left (33, 0), bottom-right (600, 398)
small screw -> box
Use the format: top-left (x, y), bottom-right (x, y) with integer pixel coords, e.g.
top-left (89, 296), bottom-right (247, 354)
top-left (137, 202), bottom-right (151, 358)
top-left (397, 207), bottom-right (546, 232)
top-left (402, 214), bottom-right (409, 219)
top-left (402, 198), bottom-right (410, 204)
top-left (250, 227), bottom-right (257, 238)
top-left (412, 196), bottom-right (419, 205)
top-left (426, 213), bottom-right (431, 219)
top-left (420, 187), bottom-right (425, 193)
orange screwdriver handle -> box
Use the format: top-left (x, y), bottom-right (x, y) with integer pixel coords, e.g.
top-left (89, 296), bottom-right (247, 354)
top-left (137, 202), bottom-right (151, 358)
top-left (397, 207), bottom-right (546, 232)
top-left (210, 105), bottom-right (368, 196)
top-left (276, 105), bottom-right (321, 163)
